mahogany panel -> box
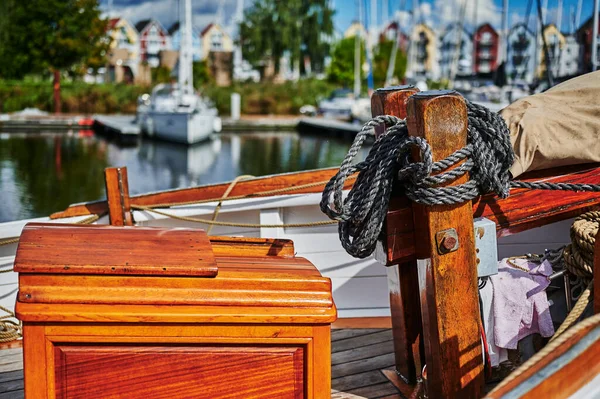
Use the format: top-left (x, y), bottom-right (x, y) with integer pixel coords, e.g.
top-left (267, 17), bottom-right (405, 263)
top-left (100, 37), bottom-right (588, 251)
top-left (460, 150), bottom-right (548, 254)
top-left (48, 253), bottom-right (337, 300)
top-left (50, 167), bottom-right (351, 219)
top-left (54, 345), bottom-right (304, 399)
top-left (104, 167), bottom-right (133, 226)
top-left (14, 223), bottom-right (218, 277)
top-left (408, 92), bottom-right (483, 398)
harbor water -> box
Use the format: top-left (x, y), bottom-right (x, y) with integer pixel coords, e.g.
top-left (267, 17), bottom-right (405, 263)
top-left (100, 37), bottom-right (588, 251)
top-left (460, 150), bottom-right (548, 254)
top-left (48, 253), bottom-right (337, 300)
top-left (0, 131), bottom-right (367, 223)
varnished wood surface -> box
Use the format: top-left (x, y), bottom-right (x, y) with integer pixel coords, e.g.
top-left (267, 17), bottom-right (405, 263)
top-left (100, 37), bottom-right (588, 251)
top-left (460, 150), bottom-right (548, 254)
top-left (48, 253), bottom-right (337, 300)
top-left (15, 223), bottom-right (218, 277)
top-left (54, 345), bottom-right (305, 399)
top-left (372, 86), bottom-right (423, 385)
top-left (50, 167), bottom-right (352, 219)
top-left (380, 163), bottom-right (600, 265)
top-left (408, 92), bottom-right (483, 398)
top-left (2, 328), bottom-right (401, 399)
top-left (104, 167), bottom-right (133, 226)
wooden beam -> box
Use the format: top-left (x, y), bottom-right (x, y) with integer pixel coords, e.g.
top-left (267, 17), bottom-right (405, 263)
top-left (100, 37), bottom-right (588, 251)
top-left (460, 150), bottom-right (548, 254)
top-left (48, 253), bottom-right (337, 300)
top-left (371, 86), bottom-right (423, 385)
top-left (407, 91), bottom-right (483, 398)
top-left (104, 167), bottom-right (132, 226)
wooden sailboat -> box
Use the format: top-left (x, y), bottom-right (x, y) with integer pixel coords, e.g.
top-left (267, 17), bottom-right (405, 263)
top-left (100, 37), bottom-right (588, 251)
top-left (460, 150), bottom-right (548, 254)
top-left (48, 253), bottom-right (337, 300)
top-left (3, 85), bottom-right (600, 397)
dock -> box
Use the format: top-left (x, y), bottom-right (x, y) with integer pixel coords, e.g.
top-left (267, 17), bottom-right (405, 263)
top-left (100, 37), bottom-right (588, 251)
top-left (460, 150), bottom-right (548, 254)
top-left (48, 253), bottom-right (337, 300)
top-left (297, 117), bottom-right (361, 139)
top-left (0, 328), bottom-right (406, 399)
top-left (92, 114), bottom-right (141, 140)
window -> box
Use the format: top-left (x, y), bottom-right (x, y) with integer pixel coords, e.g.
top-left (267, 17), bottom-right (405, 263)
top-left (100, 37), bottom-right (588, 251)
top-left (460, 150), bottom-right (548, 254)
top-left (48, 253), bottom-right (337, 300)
top-left (211, 31), bottom-right (223, 50)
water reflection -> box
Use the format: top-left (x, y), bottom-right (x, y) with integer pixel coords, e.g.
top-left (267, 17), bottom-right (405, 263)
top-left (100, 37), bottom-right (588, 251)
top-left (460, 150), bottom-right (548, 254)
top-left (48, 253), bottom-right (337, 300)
top-left (0, 131), bottom-right (367, 222)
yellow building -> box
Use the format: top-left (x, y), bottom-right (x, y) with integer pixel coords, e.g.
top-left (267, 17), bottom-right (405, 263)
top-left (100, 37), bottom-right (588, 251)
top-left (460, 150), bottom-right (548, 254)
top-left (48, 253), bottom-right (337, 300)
top-left (537, 24), bottom-right (565, 78)
top-left (107, 18), bottom-right (139, 62)
top-left (106, 18), bottom-right (141, 83)
top-left (343, 21), bottom-right (367, 39)
top-left (200, 24), bottom-right (234, 61)
top-left (410, 24), bottom-right (439, 79)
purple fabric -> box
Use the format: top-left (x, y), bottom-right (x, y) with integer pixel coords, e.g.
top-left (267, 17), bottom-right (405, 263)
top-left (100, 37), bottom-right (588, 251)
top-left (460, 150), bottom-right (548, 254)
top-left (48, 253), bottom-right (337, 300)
top-left (490, 258), bottom-right (555, 350)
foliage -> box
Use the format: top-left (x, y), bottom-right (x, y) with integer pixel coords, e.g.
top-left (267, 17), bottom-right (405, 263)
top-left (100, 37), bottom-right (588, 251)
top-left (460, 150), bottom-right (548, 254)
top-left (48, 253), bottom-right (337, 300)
top-left (0, 0), bottom-right (109, 78)
top-left (151, 67), bottom-right (173, 85)
top-left (201, 78), bottom-right (335, 115)
top-left (427, 79), bottom-right (451, 90)
top-left (239, 0), bottom-right (334, 78)
top-left (193, 61), bottom-right (213, 88)
top-left (327, 37), bottom-right (365, 88)
top-left (0, 79), bottom-right (335, 116)
top-left (0, 81), bottom-right (145, 114)
top-left (373, 40), bottom-right (407, 88)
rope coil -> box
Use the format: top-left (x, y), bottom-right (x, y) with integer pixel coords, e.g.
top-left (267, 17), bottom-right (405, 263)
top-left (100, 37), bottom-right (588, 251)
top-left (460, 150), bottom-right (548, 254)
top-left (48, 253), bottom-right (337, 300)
top-left (321, 100), bottom-right (600, 259)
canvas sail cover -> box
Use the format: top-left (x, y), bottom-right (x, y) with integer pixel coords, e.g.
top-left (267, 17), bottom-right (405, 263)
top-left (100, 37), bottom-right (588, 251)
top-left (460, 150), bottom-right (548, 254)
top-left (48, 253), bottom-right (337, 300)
top-left (501, 71), bottom-right (600, 177)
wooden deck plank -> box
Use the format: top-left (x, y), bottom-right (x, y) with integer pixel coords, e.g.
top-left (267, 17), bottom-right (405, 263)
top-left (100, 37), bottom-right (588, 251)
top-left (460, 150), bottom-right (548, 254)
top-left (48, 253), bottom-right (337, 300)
top-left (332, 370), bottom-right (389, 392)
top-left (331, 328), bottom-right (386, 342)
top-left (0, 379), bottom-right (23, 393)
top-left (347, 382), bottom-right (401, 398)
top-left (332, 330), bottom-right (394, 353)
top-left (332, 340), bottom-right (395, 366)
top-left (0, 370), bottom-right (22, 384)
top-left (332, 353), bottom-right (396, 379)
top-left (0, 390), bottom-right (23, 399)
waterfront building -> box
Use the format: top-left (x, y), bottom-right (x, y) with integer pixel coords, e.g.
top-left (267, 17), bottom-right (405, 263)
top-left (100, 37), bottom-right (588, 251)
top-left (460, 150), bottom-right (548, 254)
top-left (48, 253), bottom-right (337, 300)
top-left (558, 35), bottom-right (580, 78)
top-left (473, 23), bottom-right (500, 77)
top-left (506, 23), bottom-right (536, 84)
top-left (409, 24), bottom-right (439, 80)
top-left (576, 13), bottom-right (600, 73)
top-left (136, 19), bottom-right (171, 68)
top-left (343, 21), bottom-right (367, 39)
top-left (538, 24), bottom-right (565, 79)
top-left (439, 23), bottom-right (473, 79)
top-left (200, 24), bottom-right (234, 61)
top-left (105, 18), bottom-right (140, 83)
top-left (380, 21), bottom-right (409, 50)
top-left (168, 22), bottom-right (202, 62)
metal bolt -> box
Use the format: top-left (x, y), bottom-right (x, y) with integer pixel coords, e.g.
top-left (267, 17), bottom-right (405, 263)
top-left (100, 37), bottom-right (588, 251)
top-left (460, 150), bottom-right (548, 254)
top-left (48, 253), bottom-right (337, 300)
top-left (441, 235), bottom-right (457, 251)
top-left (436, 228), bottom-right (459, 255)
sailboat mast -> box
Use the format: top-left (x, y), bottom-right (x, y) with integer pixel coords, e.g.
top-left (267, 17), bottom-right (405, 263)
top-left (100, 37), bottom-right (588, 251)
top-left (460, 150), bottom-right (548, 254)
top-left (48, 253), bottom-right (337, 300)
top-left (593, 0), bottom-right (599, 71)
top-left (354, 0), bottom-right (362, 98)
top-left (178, 0), bottom-right (194, 99)
top-left (502, 0), bottom-right (509, 64)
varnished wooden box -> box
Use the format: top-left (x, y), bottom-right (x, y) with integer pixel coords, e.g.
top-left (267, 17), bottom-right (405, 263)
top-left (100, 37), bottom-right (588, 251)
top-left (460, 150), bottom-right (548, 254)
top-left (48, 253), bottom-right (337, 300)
top-left (15, 223), bottom-right (336, 398)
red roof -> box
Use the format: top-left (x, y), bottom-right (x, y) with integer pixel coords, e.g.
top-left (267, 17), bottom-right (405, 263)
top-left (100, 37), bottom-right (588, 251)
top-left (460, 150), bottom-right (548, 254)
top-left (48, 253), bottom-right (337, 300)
top-left (108, 18), bottom-right (120, 31)
top-left (200, 23), bottom-right (214, 37)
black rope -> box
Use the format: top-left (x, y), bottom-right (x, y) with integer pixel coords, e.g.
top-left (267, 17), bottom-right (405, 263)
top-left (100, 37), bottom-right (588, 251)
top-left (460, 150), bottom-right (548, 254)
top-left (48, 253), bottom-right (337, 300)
top-left (321, 99), bottom-right (600, 259)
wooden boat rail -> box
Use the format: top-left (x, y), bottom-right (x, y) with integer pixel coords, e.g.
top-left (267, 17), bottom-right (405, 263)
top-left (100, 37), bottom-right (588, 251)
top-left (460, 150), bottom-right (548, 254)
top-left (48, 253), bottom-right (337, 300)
top-left (46, 86), bottom-right (600, 398)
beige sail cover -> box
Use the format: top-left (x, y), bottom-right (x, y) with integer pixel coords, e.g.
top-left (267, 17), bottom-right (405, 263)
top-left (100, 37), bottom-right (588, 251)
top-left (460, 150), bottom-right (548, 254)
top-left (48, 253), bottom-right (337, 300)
top-left (500, 71), bottom-right (600, 177)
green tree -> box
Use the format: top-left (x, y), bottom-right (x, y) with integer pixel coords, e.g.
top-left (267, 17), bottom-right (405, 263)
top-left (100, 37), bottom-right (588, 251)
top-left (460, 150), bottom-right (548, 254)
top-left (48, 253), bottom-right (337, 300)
top-left (327, 37), bottom-right (365, 88)
top-left (0, 0), bottom-right (109, 113)
top-left (372, 39), bottom-right (407, 88)
top-left (192, 61), bottom-right (213, 88)
top-left (239, 0), bottom-right (334, 79)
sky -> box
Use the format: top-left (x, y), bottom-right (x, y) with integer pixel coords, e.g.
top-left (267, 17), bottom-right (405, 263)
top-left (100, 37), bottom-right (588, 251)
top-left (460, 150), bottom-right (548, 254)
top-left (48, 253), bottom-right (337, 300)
top-left (99, 0), bottom-right (597, 36)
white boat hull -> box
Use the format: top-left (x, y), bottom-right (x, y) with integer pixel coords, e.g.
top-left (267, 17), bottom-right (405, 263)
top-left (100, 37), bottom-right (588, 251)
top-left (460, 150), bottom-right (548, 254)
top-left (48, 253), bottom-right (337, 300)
top-left (145, 111), bottom-right (221, 145)
top-left (0, 192), bottom-right (575, 320)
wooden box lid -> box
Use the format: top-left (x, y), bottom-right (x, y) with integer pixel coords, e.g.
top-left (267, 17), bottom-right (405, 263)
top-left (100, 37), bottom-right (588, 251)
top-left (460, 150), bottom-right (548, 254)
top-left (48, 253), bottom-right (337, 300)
top-left (15, 223), bottom-right (336, 324)
top-left (14, 223), bottom-right (218, 277)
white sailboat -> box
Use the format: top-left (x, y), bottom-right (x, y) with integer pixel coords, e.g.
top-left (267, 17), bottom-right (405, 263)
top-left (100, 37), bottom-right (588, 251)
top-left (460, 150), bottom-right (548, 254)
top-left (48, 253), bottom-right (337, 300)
top-left (138, 0), bottom-right (222, 145)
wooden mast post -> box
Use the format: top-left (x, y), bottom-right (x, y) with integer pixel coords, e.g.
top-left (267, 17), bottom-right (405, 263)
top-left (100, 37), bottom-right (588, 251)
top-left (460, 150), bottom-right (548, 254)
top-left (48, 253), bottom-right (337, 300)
top-left (407, 91), bottom-right (484, 397)
top-left (104, 166), bottom-right (133, 226)
top-left (371, 85), bottom-right (423, 385)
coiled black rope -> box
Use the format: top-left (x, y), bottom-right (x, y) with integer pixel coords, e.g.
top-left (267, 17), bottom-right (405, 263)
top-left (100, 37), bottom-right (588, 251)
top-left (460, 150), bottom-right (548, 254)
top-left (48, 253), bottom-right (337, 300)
top-left (320, 100), bottom-right (600, 259)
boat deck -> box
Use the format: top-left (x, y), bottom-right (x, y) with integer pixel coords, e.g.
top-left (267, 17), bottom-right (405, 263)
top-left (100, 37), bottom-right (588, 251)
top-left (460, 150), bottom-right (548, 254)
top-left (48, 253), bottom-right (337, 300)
top-left (0, 328), bottom-right (404, 399)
